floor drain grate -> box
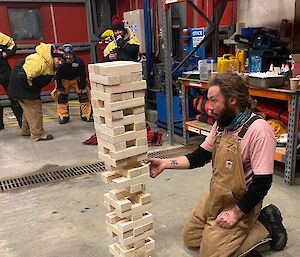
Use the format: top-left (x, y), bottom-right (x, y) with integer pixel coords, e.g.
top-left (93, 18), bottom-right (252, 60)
top-left (0, 145), bottom-right (196, 192)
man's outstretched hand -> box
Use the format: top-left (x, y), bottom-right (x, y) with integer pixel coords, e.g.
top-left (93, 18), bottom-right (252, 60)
top-left (146, 158), bottom-right (166, 178)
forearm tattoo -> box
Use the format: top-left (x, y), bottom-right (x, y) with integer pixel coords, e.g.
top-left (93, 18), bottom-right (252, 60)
top-left (170, 160), bottom-right (178, 165)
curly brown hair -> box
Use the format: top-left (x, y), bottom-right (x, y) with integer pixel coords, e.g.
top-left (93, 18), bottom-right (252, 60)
top-left (208, 72), bottom-right (251, 111)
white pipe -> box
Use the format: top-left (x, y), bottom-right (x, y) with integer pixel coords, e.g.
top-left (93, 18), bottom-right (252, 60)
top-left (50, 3), bottom-right (58, 44)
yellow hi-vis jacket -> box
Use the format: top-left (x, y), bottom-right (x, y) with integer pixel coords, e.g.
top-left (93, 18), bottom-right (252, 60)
top-left (103, 28), bottom-right (140, 59)
top-left (22, 43), bottom-right (56, 86)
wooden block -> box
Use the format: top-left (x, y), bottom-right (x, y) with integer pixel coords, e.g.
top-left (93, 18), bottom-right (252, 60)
top-left (121, 164), bottom-right (150, 178)
top-left (136, 137), bottom-right (147, 146)
top-left (97, 129), bottom-right (147, 144)
top-left (93, 115), bottom-right (102, 124)
top-left (98, 139), bottom-right (127, 152)
top-left (90, 82), bottom-right (97, 90)
top-left (106, 212), bottom-right (122, 224)
top-left (105, 113), bottom-right (145, 128)
top-left (104, 201), bottom-right (115, 211)
top-left (128, 184), bottom-right (143, 194)
top-left (131, 213), bottom-right (144, 222)
top-left (112, 173), bottom-right (150, 189)
top-left (90, 83), bottom-right (104, 92)
top-left (122, 228), bottom-right (154, 245)
top-left (91, 90), bottom-right (123, 102)
top-left (101, 153), bottom-right (148, 170)
top-left (134, 90), bottom-right (145, 98)
top-left (104, 97), bottom-right (145, 112)
top-left (89, 73), bottom-right (121, 85)
top-left (133, 106), bottom-right (145, 115)
top-left (101, 171), bottom-right (121, 183)
top-left (104, 193), bottom-right (132, 212)
top-left (110, 145), bottom-right (148, 161)
top-left (105, 80), bottom-right (146, 94)
top-left (98, 151), bottom-right (127, 168)
top-left (105, 162), bottom-right (127, 171)
top-left (128, 164), bottom-right (149, 177)
top-left (134, 122), bottom-right (146, 131)
top-left (133, 223), bottom-right (154, 237)
top-left (133, 226), bottom-right (145, 237)
top-left (145, 248), bottom-right (155, 257)
top-left (95, 123), bottom-right (125, 136)
top-left (88, 64), bottom-right (95, 74)
top-left (119, 72), bottom-right (143, 84)
top-left (122, 92), bottom-right (134, 101)
top-left (130, 193), bottom-right (151, 205)
top-left (107, 219), bottom-right (154, 245)
top-left (91, 98), bottom-right (104, 109)
top-left (133, 239), bottom-right (145, 249)
top-left (116, 212), bottom-right (153, 233)
top-left (109, 189), bottom-right (130, 200)
top-left (93, 107), bottom-right (123, 120)
top-left (107, 227), bottom-right (118, 238)
top-left (109, 237), bottom-right (155, 257)
top-left (116, 202), bottom-right (151, 219)
top-left (91, 61), bottom-right (142, 76)
top-left (98, 146), bottom-right (148, 165)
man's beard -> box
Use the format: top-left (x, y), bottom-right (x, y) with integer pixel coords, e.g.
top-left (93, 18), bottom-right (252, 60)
top-left (216, 102), bottom-right (236, 127)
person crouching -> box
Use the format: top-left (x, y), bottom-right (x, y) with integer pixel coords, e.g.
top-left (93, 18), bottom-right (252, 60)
top-left (8, 43), bottom-right (65, 141)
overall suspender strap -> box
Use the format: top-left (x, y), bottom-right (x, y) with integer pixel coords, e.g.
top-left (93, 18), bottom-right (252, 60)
top-left (238, 115), bottom-right (261, 139)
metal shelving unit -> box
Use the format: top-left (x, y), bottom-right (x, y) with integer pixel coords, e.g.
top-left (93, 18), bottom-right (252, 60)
top-left (162, 0), bottom-right (229, 145)
top-left (180, 78), bottom-right (300, 185)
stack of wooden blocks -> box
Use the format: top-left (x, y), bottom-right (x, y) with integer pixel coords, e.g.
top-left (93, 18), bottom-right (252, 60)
top-left (88, 61), bottom-right (155, 257)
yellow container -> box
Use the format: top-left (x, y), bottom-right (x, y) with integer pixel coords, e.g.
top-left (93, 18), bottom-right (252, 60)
top-left (236, 50), bottom-right (245, 73)
top-left (217, 54), bottom-right (239, 73)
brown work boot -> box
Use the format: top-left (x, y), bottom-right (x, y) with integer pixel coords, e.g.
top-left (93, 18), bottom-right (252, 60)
top-left (36, 134), bottom-right (54, 141)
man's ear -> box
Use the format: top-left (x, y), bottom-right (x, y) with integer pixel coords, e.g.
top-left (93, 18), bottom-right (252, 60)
top-left (228, 96), bottom-right (237, 106)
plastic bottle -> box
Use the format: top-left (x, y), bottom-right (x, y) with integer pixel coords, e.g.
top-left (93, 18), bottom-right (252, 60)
top-left (198, 59), bottom-right (209, 80)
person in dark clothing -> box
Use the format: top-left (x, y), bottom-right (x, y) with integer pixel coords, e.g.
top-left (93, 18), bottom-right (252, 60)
top-left (103, 15), bottom-right (140, 62)
top-left (83, 20), bottom-right (140, 145)
top-left (8, 43), bottom-right (65, 141)
top-left (51, 44), bottom-right (92, 124)
top-left (147, 73), bottom-right (287, 256)
top-left (0, 31), bottom-right (22, 130)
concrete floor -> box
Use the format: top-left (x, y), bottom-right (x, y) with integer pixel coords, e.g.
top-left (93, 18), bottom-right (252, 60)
top-left (0, 102), bottom-right (300, 257)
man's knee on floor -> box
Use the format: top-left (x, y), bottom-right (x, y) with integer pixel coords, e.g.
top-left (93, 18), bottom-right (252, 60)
top-left (58, 94), bottom-right (68, 104)
top-left (183, 225), bottom-right (201, 249)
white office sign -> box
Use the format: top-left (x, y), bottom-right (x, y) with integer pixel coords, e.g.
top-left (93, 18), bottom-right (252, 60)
top-left (165, 0), bottom-right (184, 4)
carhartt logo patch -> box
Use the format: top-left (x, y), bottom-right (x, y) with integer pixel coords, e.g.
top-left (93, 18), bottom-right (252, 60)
top-left (225, 160), bottom-right (233, 171)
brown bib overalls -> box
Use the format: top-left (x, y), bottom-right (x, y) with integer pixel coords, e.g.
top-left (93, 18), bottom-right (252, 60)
top-left (183, 118), bottom-right (269, 257)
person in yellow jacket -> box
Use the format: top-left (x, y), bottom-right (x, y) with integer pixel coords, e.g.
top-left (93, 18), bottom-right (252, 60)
top-left (104, 16), bottom-right (140, 62)
top-left (51, 44), bottom-right (93, 124)
top-left (0, 31), bottom-right (23, 130)
top-left (7, 43), bottom-right (65, 141)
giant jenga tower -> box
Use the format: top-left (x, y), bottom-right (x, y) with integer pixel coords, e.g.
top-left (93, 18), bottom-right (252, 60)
top-left (88, 61), bottom-right (155, 257)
